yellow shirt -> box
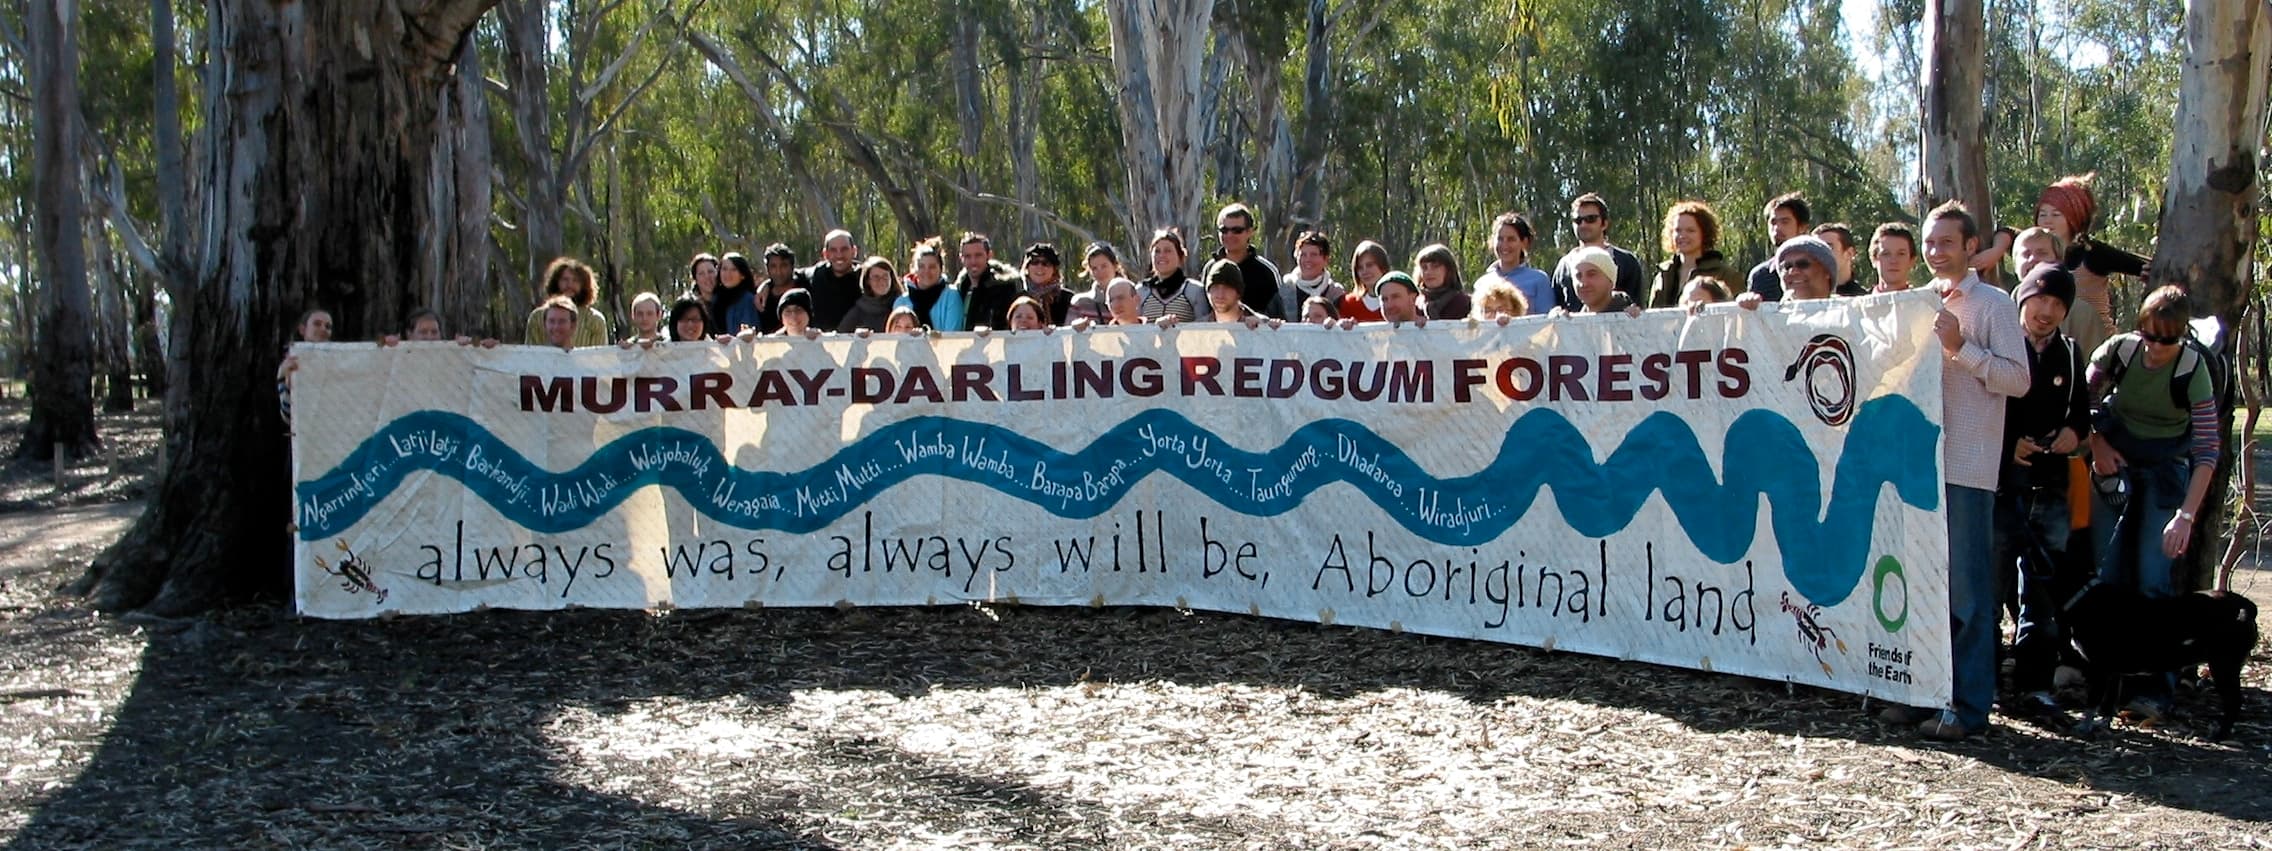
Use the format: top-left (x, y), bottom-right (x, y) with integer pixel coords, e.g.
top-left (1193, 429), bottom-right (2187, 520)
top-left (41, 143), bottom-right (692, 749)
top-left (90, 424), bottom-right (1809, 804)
top-left (523, 305), bottom-right (611, 348)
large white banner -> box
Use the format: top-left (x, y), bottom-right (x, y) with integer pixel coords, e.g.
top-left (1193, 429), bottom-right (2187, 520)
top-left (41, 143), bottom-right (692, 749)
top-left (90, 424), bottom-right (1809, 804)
top-left (293, 293), bottom-right (1951, 706)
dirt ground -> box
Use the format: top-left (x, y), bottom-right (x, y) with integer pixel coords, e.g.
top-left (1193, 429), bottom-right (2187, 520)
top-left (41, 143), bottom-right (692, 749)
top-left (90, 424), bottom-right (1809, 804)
top-left (2, 403), bottom-right (2270, 849)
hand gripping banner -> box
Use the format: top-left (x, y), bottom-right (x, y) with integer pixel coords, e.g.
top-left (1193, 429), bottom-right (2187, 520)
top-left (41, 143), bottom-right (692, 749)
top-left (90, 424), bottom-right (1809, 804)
top-left (293, 292), bottom-right (1951, 706)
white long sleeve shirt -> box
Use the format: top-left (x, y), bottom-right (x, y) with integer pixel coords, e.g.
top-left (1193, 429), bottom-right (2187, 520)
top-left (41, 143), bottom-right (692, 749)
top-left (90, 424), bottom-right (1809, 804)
top-left (1932, 272), bottom-right (2032, 491)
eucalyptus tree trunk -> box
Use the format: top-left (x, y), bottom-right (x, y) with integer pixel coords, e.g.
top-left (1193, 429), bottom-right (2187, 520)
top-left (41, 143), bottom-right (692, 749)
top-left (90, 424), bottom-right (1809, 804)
top-left (499, 0), bottom-right (563, 293)
top-left (23, 0), bottom-right (100, 461)
top-left (1103, 0), bottom-right (1216, 252)
top-left (86, 0), bottom-right (500, 614)
top-left (1919, 0), bottom-right (1993, 221)
top-left (2153, 0), bottom-right (2271, 591)
top-left (1008, 13), bottom-right (1045, 245)
top-left (1290, 0), bottom-right (1332, 238)
top-left (92, 228), bottom-right (134, 412)
top-left (951, 8), bottom-right (988, 234)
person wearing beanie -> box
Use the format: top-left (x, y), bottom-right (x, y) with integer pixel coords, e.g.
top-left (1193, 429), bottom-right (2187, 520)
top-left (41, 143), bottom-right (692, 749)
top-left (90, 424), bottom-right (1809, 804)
top-left (1550, 193), bottom-right (1649, 309)
top-left (1774, 235), bottom-right (1839, 301)
top-left (1990, 262), bottom-right (2090, 713)
top-left (774, 287), bottom-right (817, 336)
top-left (1559, 246), bottom-right (1638, 316)
top-left (1020, 243), bottom-right (1074, 326)
top-left (1735, 235), bottom-right (1836, 311)
top-left (1375, 271), bottom-right (1423, 324)
top-left (1202, 258), bottom-right (1262, 324)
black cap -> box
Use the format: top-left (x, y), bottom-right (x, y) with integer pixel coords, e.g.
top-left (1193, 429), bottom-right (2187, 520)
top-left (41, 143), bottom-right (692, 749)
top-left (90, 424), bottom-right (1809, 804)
top-left (2014, 265), bottom-right (2075, 311)
top-left (778, 287), bottom-right (814, 314)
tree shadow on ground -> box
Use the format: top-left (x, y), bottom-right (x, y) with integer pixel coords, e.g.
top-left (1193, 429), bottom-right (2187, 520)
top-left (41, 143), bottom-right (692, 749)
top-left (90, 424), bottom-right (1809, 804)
top-left (10, 601), bottom-right (2271, 848)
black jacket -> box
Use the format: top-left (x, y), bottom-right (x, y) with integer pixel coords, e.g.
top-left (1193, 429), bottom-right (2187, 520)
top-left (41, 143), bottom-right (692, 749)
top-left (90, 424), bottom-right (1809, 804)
top-left (955, 260), bottom-right (1023, 330)
top-left (804, 262), bottom-right (863, 331)
top-left (1999, 330), bottom-right (2091, 491)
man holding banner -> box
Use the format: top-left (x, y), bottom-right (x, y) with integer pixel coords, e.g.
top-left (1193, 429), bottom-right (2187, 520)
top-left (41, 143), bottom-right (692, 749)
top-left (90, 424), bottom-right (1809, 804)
top-left (1880, 201), bottom-right (2030, 741)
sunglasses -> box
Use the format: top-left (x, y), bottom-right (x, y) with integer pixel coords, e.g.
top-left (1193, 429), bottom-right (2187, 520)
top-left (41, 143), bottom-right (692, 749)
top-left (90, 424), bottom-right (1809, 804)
top-left (1218, 225), bottom-right (1251, 235)
top-left (1571, 214), bottom-right (1603, 225)
top-left (1777, 259), bottom-right (1816, 272)
top-left (2140, 331), bottom-right (2184, 345)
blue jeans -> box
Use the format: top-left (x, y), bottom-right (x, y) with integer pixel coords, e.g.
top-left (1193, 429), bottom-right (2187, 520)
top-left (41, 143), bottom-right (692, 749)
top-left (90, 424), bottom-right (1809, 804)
top-left (1947, 485), bottom-right (1997, 730)
top-left (2098, 456), bottom-right (2187, 597)
top-left (2098, 454), bottom-right (2190, 706)
top-left (1992, 486), bottom-right (2071, 693)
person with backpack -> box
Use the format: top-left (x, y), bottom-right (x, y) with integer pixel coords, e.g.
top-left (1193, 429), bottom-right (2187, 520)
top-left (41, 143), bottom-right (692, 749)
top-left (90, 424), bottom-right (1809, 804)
top-left (2083, 284), bottom-right (2222, 723)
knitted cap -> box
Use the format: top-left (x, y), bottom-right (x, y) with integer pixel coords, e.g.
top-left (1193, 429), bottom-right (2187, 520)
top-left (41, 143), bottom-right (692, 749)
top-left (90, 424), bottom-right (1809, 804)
top-left (778, 287), bottom-right (814, 314)
top-left (1565, 246), bottom-right (1618, 284)
top-left (2013, 265), bottom-right (2076, 311)
top-left (1774, 236), bottom-right (1838, 282)
top-left (1375, 271), bottom-right (1419, 296)
top-left (1204, 258), bottom-right (1244, 291)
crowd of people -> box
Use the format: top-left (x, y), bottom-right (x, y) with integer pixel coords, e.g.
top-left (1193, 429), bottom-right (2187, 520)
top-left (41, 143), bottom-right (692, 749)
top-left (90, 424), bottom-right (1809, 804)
top-left (281, 175), bottom-right (2213, 743)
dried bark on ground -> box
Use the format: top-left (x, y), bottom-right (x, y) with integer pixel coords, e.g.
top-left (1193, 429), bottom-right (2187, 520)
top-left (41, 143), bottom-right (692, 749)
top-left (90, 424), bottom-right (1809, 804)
top-left (3, 405), bottom-right (2269, 849)
top-left (3, 540), bottom-right (2269, 849)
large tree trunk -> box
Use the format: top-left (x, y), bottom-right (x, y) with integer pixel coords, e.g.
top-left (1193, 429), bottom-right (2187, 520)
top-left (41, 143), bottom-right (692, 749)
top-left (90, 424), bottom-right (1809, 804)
top-left (92, 227), bottom-right (134, 413)
top-left (1216, 11), bottom-right (1297, 258)
top-left (1289, 0), bottom-right (1331, 237)
top-left (85, 0), bottom-right (499, 615)
top-left (498, 0), bottom-right (562, 295)
top-left (1104, 0), bottom-right (1215, 252)
top-left (431, 43), bottom-right (497, 337)
top-left (1919, 0), bottom-right (1993, 220)
top-left (951, 6), bottom-right (988, 234)
top-left (23, 0), bottom-right (101, 461)
top-left (2155, 0), bottom-right (2271, 591)
top-left (1007, 14), bottom-right (1044, 245)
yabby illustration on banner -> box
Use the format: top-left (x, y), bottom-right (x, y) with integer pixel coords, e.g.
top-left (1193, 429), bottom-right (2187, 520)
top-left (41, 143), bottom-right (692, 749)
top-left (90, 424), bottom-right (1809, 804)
top-left (292, 292), bottom-right (1951, 706)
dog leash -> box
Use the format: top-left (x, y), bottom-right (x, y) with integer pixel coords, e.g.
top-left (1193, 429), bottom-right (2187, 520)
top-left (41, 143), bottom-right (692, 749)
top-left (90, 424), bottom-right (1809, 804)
top-left (2058, 576), bottom-right (2102, 613)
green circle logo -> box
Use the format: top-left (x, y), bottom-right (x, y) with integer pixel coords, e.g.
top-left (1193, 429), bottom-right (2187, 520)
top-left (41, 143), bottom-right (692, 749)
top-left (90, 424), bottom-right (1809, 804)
top-left (1872, 555), bottom-right (1908, 632)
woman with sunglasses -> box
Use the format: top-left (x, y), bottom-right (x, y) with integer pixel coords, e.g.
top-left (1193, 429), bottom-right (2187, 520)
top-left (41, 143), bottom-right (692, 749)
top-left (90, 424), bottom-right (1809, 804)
top-left (2082, 285), bottom-right (2220, 723)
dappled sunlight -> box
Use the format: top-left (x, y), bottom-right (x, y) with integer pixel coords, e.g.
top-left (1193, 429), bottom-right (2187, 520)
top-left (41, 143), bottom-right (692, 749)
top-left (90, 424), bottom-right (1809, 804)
top-left (0, 609), bottom-right (146, 839)
top-left (529, 670), bottom-right (2195, 848)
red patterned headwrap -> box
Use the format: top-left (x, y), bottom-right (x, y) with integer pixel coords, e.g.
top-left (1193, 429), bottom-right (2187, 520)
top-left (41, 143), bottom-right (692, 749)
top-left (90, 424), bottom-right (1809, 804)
top-left (2038, 179), bottom-right (2096, 237)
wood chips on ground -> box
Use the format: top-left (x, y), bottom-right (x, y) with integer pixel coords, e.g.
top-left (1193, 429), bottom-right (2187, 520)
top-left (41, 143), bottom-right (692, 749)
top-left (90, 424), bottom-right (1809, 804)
top-left (2, 511), bottom-right (2269, 850)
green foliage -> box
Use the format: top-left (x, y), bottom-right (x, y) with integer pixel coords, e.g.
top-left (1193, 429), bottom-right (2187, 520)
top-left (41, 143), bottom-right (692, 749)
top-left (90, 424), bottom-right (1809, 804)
top-left (24, 0), bottom-right (2216, 334)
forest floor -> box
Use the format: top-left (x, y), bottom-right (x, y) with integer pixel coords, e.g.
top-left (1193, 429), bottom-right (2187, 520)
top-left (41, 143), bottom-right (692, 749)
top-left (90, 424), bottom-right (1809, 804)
top-left (1, 401), bottom-right (2270, 849)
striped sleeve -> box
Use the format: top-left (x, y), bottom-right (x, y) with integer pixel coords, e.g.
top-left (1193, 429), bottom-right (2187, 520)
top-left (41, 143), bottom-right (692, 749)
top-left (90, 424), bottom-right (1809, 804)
top-left (2189, 398), bottom-right (2221, 469)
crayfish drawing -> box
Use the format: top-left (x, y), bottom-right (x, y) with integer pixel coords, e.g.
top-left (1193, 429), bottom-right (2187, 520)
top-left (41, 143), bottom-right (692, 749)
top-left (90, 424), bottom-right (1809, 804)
top-left (314, 540), bottom-right (389, 604)
top-left (1781, 591), bottom-right (1847, 675)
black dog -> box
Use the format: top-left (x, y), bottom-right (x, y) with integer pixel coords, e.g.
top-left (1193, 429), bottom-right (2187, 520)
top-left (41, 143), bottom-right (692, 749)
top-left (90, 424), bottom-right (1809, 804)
top-left (2054, 575), bottom-right (2258, 740)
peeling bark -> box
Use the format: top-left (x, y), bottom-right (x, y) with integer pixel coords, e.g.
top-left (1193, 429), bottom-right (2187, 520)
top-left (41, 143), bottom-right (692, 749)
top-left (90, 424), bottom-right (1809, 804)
top-left (22, 0), bottom-right (100, 461)
top-left (86, 0), bottom-right (501, 614)
top-left (1919, 0), bottom-right (1993, 221)
top-left (2154, 0), bottom-right (2270, 591)
top-left (1103, 0), bottom-right (1215, 251)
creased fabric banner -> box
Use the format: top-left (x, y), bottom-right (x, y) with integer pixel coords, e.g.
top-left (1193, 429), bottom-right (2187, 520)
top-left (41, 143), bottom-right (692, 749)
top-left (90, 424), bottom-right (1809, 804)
top-left (294, 291), bottom-right (1951, 706)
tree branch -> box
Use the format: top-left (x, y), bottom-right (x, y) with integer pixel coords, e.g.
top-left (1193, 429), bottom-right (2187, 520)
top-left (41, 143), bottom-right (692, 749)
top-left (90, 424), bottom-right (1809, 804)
top-left (911, 161), bottom-right (1100, 248)
top-left (575, 0), bottom-right (675, 105)
top-left (564, 46), bottom-right (672, 179)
